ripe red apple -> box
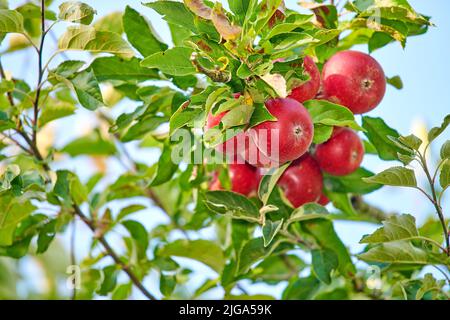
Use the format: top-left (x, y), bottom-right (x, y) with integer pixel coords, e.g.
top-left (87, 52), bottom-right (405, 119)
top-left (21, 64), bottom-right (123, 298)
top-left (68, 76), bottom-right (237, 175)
top-left (322, 50), bottom-right (386, 114)
top-left (277, 154), bottom-right (323, 208)
top-left (288, 56), bottom-right (321, 103)
top-left (318, 193), bottom-right (330, 206)
top-left (244, 98), bottom-right (314, 168)
top-left (314, 127), bottom-right (364, 176)
top-left (209, 163), bottom-right (260, 196)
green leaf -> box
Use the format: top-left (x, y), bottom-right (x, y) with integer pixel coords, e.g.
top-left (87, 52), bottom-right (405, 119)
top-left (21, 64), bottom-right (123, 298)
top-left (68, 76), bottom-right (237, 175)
top-left (39, 98), bottom-right (76, 126)
top-left (248, 102), bottom-right (276, 127)
top-left (50, 63), bottom-right (104, 111)
top-left (123, 6), bottom-right (168, 57)
top-left (326, 191), bottom-right (357, 216)
top-left (91, 56), bottom-right (159, 82)
top-left (262, 219), bottom-right (283, 247)
top-left (324, 167), bottom-right (382, 195)
top-left (149, 143), bottom-right (179, 187)
top-left (303, 99), bottom-right (363, 131)
top-left (144, 1), bottom-right (196, 32)
top-left (228, 0), bottom-right (251, 24)
top-left (358, 241), bottom-right (435, 265)
top-left (238, 237), bottom-right (289, 274)
top-left (94, 11), bottom-right (123, 34)
top-left (0, 111), bottom-right (15, 132)
top-left (61, 131), bottom-right (116, 156)
top-left (15, 3), bottom-right (57, 21)
top-left (398, 134), bottom-right (422, 151)
top-left (203, 190), bottom-right (260, 223)
top-left (160, 273), bottom-right (176, 297)
top-left (58, 1), bottom-right (96, 24)
top-left (117, 204), bottom-right (147, 222)
top-left (303, 219), bottom-right (356, 276)
top-left (250, 254), bottom-right (305, 283)
top-left (0, 194), bottom-right (36, 246)
top-left (0, 9), bottom-right (24, 33)
top-left (386, 75), bottom-right (403, 89)
top-left (428, 114), bottom-right (450, 143)
top-left (258, 162), bottom-right (290, 205)
top-left (360, 214), bottom-right (420, 244)
top-left (141, 47), bottom-right (196, 76)
top-left (159, 239), bottom-right (225, 273)
top-left (363, 166), bottom-right (417, 188)
top-left (97, 265), bottom-right (118, 296)
top-left (58, 25), bottom-right (134, 59)
top-left (112, 283), bottom-right (132, 300)
top-left (415, 274), bottom-right (446, 300)
top-left (53, 170), bottom-right (88, 206)
top-left (440, 140), bottom-right (450, 160)
top-left (0, 165), bottom-right (20, 193)
top-left (287, 203), bottom-right (329, 225)
top-left (122, 220), bottom-right (149, 259)
top-left (440, 159), bottom-right (450, 190)
top-left (312, 124), bottom-right (333, 144)
top-left (362, 116), bottom-right (408, 161)
top-left (282, 276), bottom-right (320, 300)
top-left (311, 249), bottom-right (339, 285)
top-left (36, 219), bottom-right (57, 254)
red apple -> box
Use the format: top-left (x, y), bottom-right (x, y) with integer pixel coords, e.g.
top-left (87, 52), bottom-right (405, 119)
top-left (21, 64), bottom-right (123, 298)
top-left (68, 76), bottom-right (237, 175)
top-left (322, 50), bottom-right (386, 114)
top-left (318, 193), bottom-right (330, 206)
top-left (210, 163), bottom-right (260, 196)
top-left (288, 56), bottom-right (321, 103)
top-left (244, 98), bottom-right (314, 168)
top-left (277, 154), bottom-right (323, 207)
top-left (314, 127), bottom-right (364, 176)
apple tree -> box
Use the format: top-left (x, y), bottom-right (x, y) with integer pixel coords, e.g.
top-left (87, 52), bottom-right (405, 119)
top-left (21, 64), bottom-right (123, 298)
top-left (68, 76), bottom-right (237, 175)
top-left (0, 0), bottom-right (448, 300)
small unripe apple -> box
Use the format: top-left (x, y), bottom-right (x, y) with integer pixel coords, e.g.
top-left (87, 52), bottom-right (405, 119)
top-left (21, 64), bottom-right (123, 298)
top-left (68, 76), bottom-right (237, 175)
top-left (244, 98), bottom-right (314, 168)
top-left (289, 56), bottom-right (321, 103)
top-left (277, 154), bottom-right (323, 207)
top-left (314, 127), bottom-right (364, 176)
top-left (322, 50), bottom-right (386, 114)
top-left (209, 163), bottom-right (260, 196)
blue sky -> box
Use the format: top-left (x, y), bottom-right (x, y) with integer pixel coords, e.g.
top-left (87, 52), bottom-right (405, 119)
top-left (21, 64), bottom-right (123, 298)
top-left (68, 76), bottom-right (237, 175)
top-left (2, 0), bottom-right (450, 299)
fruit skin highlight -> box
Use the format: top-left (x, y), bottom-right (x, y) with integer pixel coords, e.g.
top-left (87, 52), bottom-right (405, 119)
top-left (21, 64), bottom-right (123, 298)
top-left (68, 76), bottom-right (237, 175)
top-left (289, 56), bottom-right (321, 103)
top-left (314, 127), bottom-right (364, 176)
top-left (244, 97), bottom-right (314, 168)
top-left (209, 163), bottom-right (260, 196)
top-left (322, 50), bottom-right (386, 114)
top-left (277, 154), bottom-right (323, 208)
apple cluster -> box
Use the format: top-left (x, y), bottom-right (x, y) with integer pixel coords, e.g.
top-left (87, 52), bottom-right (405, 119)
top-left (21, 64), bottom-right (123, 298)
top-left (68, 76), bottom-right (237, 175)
top-left (207, 50), bottom-right (386, 208)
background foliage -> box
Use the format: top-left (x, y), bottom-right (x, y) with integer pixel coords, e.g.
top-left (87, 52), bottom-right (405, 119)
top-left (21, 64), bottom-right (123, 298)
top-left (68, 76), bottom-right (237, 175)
top-left (0, 0), bottom-right (448, 300)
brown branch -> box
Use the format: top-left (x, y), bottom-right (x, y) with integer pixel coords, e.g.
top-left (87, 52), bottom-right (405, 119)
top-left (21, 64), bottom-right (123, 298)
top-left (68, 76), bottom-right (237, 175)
top-left (73, 204), bottom-right (157, 300)
top-left (32, 0), bottom-right (48, 146)
top-left (351, 196), bottom-right (394, 223)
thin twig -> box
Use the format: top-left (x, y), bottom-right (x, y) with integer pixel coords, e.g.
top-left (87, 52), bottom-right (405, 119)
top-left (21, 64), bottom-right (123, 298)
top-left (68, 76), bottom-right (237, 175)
top-left (419, 153), bottom-right (450, 255)
top-left (32, 0), bottom-right (48, 146)
top-left (70, 219), bottom-right (77, 300)
top-left (73, 204), bottom-right (157, 300)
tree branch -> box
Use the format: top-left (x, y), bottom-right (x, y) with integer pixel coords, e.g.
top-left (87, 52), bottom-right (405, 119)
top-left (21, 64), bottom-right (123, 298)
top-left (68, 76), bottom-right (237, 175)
top-left (32, 0), bottom-right (48, 146)
top-left (73, 204), bottom-right (157, 300)
top-left (351, 195), bottom-right (394, 223)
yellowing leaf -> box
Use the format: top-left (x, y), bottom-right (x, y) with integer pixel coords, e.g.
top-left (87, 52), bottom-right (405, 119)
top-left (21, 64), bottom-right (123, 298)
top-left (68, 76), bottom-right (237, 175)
top-left (58, 25), bottom-right (134, 59)
top-left (183, 0), bottom-right (212, 20)
top-left (211, 3), bottom-right (241, 41)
